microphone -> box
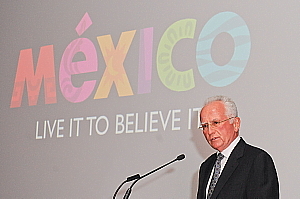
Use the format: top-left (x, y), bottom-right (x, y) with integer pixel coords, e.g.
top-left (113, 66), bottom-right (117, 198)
top-left (123, 154), bottom-right (185, 199)
top-left (176, 154), bottom-right (185, 160)
top-left (113, 174), bottom-right (141, 199)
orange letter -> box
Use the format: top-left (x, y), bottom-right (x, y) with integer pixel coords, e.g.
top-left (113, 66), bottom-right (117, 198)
top-left (10, 45), bottom-right (56, 108)
top-left (94, 30), bottom-right (136, 99)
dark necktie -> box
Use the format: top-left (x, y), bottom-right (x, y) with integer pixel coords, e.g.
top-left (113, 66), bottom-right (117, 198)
top-left (207, 153), bottom-right (224, 199)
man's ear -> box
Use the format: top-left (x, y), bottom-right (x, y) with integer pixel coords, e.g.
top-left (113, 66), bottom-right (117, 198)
top-left (233, 117), bottom-right (241, 132)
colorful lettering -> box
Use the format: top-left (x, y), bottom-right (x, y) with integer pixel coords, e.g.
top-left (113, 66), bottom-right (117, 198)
top-left (157, 19), bottom-right (196, 91)
top-left (94, 30), bottom-right (136, 99)
top-left (10, 45), bottom-right (56, 108)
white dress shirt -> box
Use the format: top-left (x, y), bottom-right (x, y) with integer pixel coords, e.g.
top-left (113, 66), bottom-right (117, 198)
top-left (206, 136), bottom-right (241, 196)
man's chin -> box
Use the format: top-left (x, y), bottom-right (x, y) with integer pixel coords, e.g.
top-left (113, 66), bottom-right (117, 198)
top-left (210, 141), bottom-right (223, 151)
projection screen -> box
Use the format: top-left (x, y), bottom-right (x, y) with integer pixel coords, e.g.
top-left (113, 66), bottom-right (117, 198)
top-left (1, 1), bottom-right (299, 198)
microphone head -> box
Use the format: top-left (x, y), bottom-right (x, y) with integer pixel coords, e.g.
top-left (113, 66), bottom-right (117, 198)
top-left (176, 154), bottom-right (185, 161)
top-left (126, 174), bottom-right (140, 182)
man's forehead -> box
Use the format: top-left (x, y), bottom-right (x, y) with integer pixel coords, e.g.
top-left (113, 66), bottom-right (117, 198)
top-left (200, 101), bottom-right (226, 119)
top-left (201, 101), bottom-right (225, 113)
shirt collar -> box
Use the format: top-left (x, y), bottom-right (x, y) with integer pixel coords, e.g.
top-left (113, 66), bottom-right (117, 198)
top-left (219, 136), bottom-right (240, 158)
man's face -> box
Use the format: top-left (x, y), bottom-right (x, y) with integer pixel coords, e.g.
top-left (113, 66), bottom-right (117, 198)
top-left (200, 101), bottom-right (240, 152)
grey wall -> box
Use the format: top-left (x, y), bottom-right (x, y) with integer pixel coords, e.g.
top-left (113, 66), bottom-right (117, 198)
top-left (1, 1), bottom-right (299, 198)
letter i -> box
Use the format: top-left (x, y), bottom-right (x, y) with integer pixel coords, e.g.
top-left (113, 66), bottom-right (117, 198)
top-left (43, 120), bottom-right (47, 139)
top-left (188, 108), bottom-right (192, 129)
top-left (137, 27), bottom-right (153, 94)
top-left (69, 118), bottom-right (73, 137)
top-left (144, 112), bottom-right (148, 132)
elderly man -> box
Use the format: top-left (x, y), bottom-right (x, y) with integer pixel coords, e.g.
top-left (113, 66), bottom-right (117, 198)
top-left (196, 95), bottom-right (279, 199)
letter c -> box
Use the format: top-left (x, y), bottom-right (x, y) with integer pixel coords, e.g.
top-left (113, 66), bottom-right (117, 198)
top-left (157, 19), bottom-right (197, 91)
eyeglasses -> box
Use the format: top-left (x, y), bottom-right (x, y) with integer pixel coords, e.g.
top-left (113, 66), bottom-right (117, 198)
top-left (198, 117), bottom-right (236, 131)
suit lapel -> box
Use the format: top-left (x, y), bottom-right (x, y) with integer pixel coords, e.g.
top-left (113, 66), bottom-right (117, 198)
top-left (211, 138), bottom-right (246, 199)
top-left (199, 154), bottom-right (216, 199)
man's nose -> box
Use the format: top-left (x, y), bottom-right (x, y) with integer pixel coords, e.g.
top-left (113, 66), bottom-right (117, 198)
top-left (206, 124), bottom-right (216, 134)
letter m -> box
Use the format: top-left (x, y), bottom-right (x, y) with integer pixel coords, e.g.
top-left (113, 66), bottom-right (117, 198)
top-left (10, 45), bottom-right (57, 108)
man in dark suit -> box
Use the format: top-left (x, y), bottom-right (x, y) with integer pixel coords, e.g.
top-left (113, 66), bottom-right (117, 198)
top-left (197, 96), bottom-right (279, 199)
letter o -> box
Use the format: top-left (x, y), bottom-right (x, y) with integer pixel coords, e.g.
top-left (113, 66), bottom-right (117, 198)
top-left (96, 116), bottom-right (109, 135)
top-left (196, 12), bottom-right (251, 87)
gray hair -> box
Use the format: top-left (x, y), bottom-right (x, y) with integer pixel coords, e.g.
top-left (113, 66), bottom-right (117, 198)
top-left (203, 95), bottom-right (238, 119)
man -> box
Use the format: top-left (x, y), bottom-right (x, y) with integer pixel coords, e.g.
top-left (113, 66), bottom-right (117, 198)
top-left (196, 95), bottom-right (279, 199)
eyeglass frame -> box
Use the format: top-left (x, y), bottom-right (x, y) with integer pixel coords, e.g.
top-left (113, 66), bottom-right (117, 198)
top-left (198, 117), bottom-right (236, 131)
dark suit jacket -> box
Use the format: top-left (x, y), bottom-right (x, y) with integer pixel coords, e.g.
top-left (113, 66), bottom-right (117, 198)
top-left (197, 138), bottom-right (279, 199)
